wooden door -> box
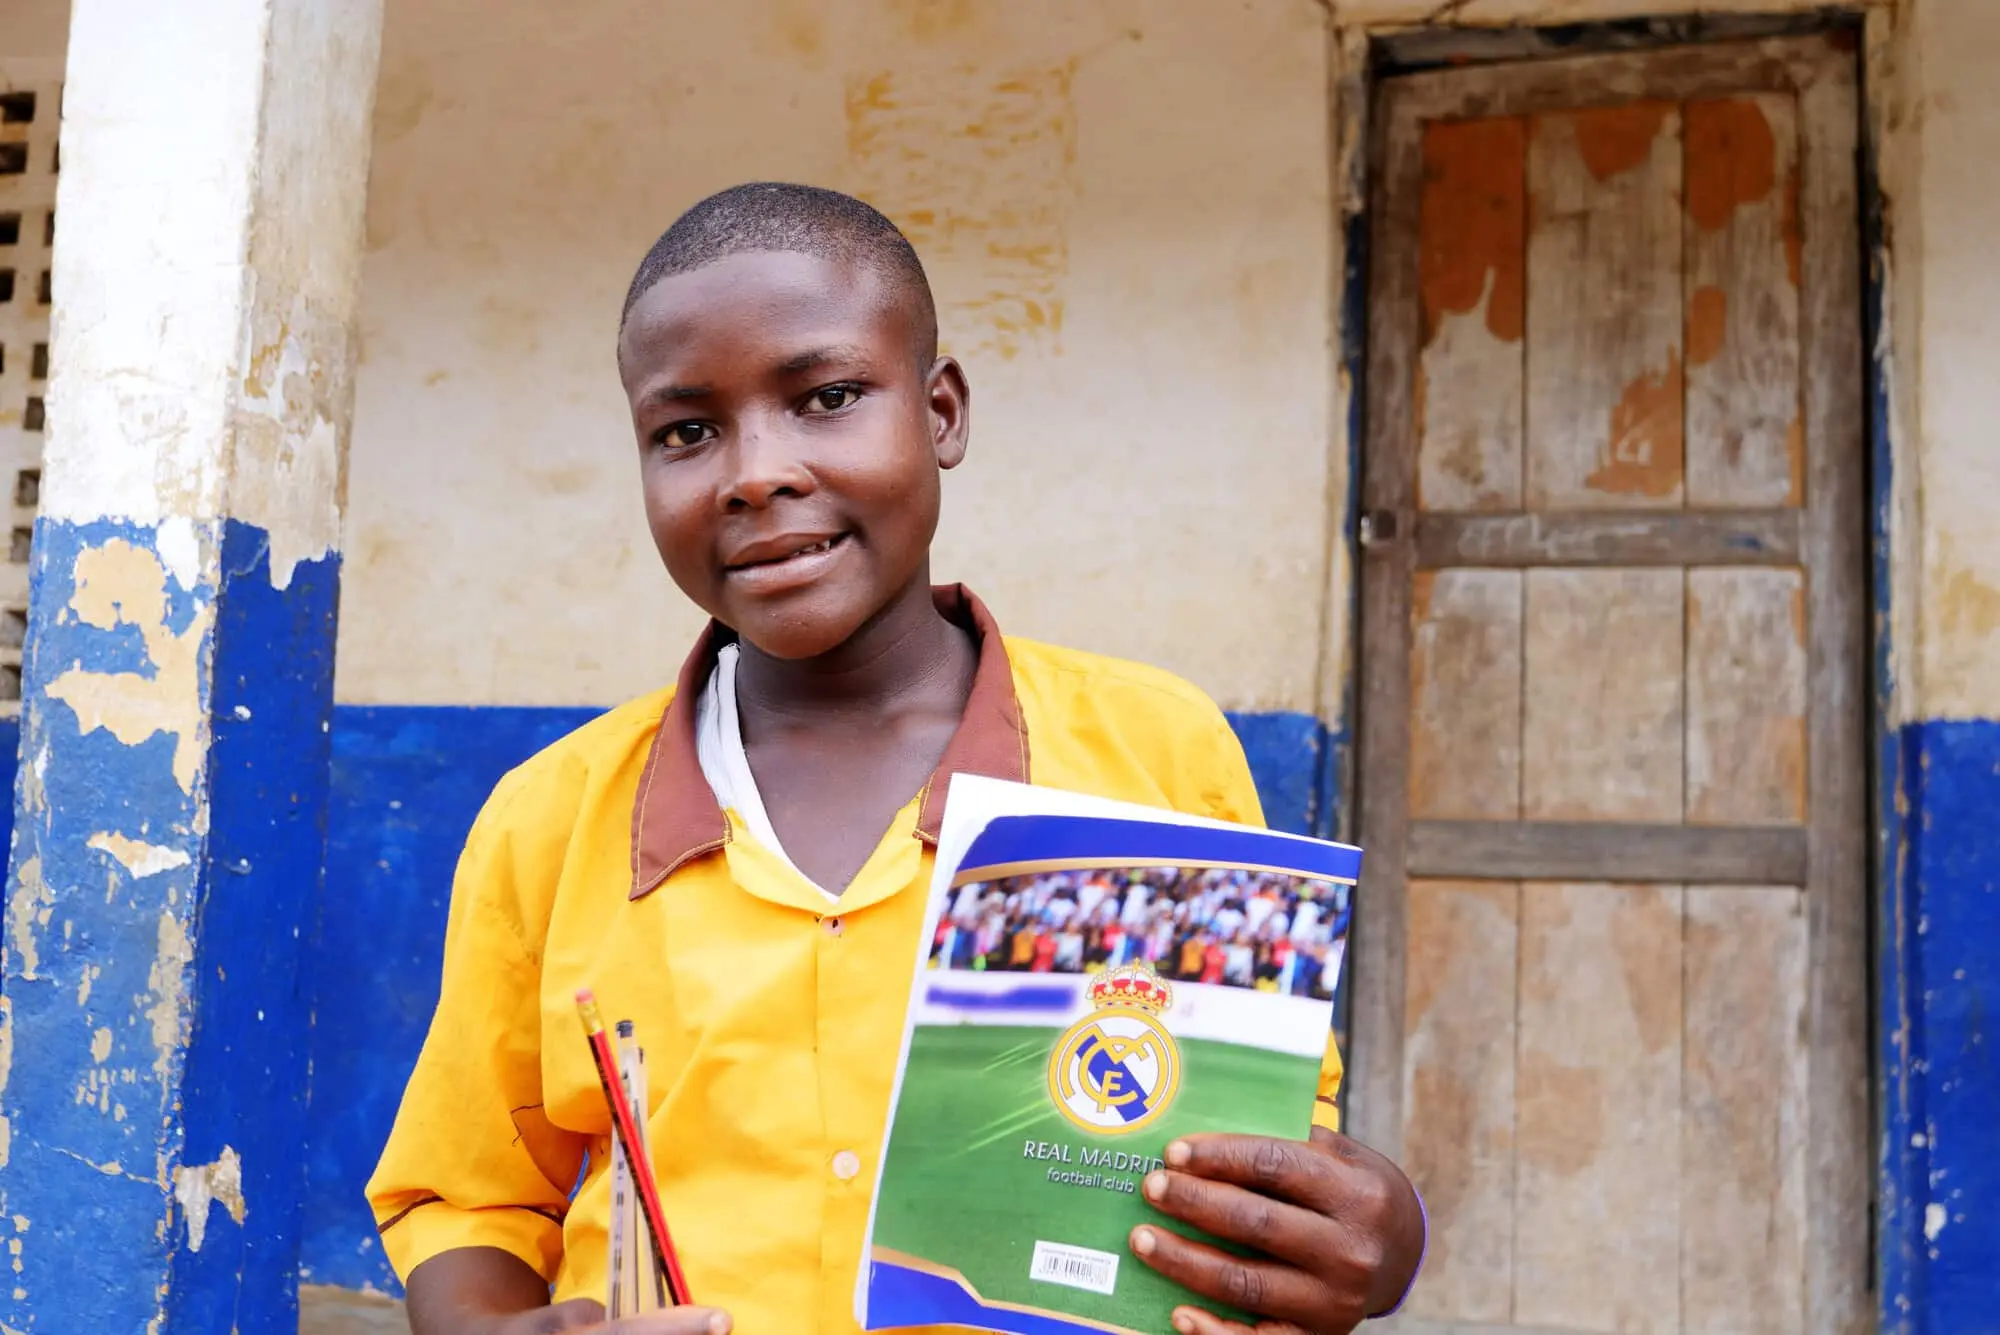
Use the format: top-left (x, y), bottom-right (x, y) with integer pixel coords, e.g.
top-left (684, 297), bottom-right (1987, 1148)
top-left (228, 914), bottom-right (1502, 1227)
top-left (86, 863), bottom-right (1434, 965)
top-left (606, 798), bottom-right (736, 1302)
top-left (1352, 36), bottom-right (1866, 1335)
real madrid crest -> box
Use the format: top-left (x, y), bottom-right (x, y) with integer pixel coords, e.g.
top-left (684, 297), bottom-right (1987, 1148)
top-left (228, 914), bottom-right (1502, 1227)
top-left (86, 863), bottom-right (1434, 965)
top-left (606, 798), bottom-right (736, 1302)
top-left (1046, 962), bottom-right (1182, 1135)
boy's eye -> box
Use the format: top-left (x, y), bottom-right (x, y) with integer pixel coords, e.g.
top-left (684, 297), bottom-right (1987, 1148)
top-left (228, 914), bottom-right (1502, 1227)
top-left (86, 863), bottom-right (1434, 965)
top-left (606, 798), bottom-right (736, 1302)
top-left (804, 385), bottom-right (860, 414)
top-left (658, 421), bottom-right (714, 450)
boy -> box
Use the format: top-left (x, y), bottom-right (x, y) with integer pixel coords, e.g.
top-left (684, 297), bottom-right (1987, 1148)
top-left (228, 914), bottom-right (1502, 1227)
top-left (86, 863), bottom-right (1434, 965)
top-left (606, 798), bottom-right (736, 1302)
top-left (368, 183), bottom-right (1425, 1335)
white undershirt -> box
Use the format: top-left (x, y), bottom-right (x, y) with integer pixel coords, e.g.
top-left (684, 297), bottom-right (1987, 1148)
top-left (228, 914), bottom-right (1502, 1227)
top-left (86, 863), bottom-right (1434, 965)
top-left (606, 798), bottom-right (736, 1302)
top-left (693, 641), bottom-right (838, 902)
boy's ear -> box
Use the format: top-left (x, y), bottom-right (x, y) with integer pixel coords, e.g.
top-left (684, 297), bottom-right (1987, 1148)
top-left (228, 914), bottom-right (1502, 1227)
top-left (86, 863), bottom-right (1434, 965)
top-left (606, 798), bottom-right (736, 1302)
top-left (927, 355), bottom-right (971, 471)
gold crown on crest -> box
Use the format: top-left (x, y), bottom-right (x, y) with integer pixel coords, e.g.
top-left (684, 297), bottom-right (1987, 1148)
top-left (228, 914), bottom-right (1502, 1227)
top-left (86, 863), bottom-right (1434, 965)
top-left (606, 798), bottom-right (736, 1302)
top-left (1088, 962), bottom-right (1174, 1016)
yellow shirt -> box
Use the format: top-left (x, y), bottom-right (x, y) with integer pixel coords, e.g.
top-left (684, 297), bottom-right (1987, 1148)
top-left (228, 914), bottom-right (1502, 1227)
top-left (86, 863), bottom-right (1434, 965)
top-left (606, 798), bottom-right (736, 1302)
top-left (367, 586), bottom-right (1345, 1331)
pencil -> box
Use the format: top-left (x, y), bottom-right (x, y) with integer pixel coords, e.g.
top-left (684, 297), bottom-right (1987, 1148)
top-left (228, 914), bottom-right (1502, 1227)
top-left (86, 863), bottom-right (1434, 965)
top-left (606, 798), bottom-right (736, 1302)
top-left (576, 989), bottom-right (693, 1307)
top-left (608, 1022), bottom-right (633, 1318)
top-left (617, 1022), bottom-right (669, 1311)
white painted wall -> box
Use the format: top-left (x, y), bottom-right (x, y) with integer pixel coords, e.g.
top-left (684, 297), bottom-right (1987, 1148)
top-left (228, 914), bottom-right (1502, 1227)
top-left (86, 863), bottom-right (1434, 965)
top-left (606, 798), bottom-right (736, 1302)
top-left (27, 0), bottom-right (1960, 727)
top-left (1905, 0), bottom-right (2000, 720)
top-left (336, 0), bottom-right (1337, 713)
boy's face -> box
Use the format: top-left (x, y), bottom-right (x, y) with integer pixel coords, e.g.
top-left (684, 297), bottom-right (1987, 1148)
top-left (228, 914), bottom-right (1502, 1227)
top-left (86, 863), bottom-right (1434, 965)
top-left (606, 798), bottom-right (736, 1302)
top-left (618, 249), bottom-right (968, 660)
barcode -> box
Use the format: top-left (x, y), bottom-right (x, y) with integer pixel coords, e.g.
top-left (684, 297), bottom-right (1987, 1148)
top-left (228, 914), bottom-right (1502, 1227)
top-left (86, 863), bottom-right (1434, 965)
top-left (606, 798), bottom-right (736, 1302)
top-left (1028, 1240), bottom-right (1119, 1296)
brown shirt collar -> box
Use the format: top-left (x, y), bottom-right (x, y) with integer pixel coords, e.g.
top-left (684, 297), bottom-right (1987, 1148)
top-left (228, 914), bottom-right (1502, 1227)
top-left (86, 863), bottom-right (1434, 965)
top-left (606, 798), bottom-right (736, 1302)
top-left (629, 584), bottom-right (1030, 899)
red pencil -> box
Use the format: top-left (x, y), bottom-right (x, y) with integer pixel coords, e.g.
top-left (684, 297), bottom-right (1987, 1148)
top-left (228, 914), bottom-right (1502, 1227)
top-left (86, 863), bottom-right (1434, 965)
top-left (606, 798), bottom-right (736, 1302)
top-left (576, 989), bottom-right (693, 1307)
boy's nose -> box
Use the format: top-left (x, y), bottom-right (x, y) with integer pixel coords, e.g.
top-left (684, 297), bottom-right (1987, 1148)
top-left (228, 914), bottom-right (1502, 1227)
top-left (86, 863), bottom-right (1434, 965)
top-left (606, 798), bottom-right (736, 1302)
top-left (724, 420), bottom-right (814, 508)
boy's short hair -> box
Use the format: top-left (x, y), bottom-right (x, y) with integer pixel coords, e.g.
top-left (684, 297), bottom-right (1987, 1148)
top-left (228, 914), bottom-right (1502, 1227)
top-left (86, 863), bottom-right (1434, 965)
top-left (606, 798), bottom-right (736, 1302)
top-left (620, 181), bottom-right (939, 365)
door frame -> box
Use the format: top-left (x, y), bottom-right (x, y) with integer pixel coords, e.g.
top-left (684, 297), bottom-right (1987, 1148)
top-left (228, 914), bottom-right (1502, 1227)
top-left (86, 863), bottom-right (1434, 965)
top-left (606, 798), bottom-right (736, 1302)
top-left (1328, 17), bottom-right (1890, 1332)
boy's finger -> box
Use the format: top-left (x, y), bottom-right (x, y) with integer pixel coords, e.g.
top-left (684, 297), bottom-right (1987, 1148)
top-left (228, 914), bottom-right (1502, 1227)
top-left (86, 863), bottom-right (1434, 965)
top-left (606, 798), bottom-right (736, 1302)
top-left (1166, 1134), bottom-right (1353, 1212)
top-left (601, 1306), bottom-right (732, 1335)
top-left (535, 1298), bottom-right (610, 1330)
top-left (1128, 1224), bottom-right (1334, 1331)
top-left (1140, 1168), bottom-right (1326, 1271)
top-left (1167, 1306), bottom-right (1312, 1335)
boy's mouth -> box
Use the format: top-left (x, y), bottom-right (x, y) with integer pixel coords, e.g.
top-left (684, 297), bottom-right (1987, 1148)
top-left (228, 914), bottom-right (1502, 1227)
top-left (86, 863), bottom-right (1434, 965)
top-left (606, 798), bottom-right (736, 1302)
top-left (724, 531), bottom-right (852, 575)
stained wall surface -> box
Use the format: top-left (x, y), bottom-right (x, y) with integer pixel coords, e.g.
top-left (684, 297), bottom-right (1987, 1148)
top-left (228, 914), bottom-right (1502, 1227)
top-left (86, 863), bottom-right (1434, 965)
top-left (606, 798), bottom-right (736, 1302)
top-left (0, 0), bottom-right (1994, 1328)
top-left (335, 0), bottom-right (1339, 715)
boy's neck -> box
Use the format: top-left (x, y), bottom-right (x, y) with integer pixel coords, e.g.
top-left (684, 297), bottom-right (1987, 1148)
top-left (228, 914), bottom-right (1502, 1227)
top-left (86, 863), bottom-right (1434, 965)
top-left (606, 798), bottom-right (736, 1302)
top-left (732, 577), bottom-right (977, 727)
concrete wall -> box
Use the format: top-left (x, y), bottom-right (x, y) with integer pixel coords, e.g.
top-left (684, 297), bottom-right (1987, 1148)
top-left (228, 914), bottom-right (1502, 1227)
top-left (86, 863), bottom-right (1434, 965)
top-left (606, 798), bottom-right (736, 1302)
top-left (305, 0), bottom-right (1353, 1296)
top-left (0, 0), bottom-right (1994, 1327)
top-left (1904, 0), bottom-right (2000, 722)
top-left (0, 0), bottom-right (377, 1325)
top-left (1871, 3), bottom-right (2000, 1327)
top-left (336, 0), bottom-right (1340, 715)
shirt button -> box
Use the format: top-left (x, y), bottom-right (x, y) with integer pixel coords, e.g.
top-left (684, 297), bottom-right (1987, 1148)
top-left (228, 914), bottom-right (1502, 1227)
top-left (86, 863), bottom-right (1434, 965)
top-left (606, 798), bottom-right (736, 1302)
top-left (823, 916), bottom-right (844, 937)
top-left (831, 1150), bottom-right (862, 1181)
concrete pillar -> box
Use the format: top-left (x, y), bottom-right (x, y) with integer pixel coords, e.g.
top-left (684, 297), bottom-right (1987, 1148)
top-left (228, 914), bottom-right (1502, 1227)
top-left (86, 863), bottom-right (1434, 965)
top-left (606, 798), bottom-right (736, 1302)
top-left (0, 1), bottom-right (380, 1329)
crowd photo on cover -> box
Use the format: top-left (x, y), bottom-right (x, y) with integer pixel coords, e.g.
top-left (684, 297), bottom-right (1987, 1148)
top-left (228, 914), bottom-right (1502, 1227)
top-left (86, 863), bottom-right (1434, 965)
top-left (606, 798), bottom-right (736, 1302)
top-left (928, 865), bottom-right (1351, 999)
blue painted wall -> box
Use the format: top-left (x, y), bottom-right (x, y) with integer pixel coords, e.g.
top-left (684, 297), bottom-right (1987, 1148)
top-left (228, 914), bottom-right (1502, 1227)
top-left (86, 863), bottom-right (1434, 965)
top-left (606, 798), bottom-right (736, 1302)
top-left (0, 521), bottom-right (212, 1333)
top-left (298, 705), bottom-right (597, 1289)
top-left (0, 702), bottom-right (1988, 1316)
top-left (172, 526), bottom-right (342, 1330)
top-left (287, 702), bottom-right (1345, 1292)
top-left (1880, 720), bottom-right (2000, 1331)
top-left (0, 520), bottom-right (340, 1332)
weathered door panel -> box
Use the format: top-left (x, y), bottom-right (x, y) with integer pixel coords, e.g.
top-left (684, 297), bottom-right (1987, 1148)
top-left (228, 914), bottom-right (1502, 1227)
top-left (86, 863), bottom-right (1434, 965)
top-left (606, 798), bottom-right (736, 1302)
top-left (1355, 34), bottom-right (1865, 1335)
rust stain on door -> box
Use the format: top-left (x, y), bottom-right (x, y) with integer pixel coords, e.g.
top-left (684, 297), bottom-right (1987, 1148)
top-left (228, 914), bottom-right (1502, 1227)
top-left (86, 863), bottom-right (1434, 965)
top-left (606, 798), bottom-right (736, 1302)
top-left (1687, 285), bottom-right (1729, 367)
top-left (1685, 99), bottom-right (1778, 231)
top-left (1419, 117), bottom-right (1526, 344)
top-left (1589, 352), bottom-right (1685, 498)
top-left (1568, 101), bottom-right (1673, 182)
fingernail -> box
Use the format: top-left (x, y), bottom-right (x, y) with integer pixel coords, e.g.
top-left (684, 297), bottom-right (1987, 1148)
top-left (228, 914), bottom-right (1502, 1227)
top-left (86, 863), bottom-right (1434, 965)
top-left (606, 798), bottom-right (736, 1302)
top-left (708, 1314), bottom-right (731, 1335)
top-left (1132, 1226), bottom-right (1156, 1256)
top-left (1165, 1140), bottom-right (1191, 1167)
top-left (1143, 1171), bottom-right (1168, 1201)
top-left (1171, 1309), bottom-right (1197, 1334)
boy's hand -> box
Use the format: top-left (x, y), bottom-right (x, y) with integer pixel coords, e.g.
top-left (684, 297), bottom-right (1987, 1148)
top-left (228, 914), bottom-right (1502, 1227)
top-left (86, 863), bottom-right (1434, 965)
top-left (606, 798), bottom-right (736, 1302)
top-left (406, 1249), bottom-right (733, 1335)
top-left (471, 1299), bottom-right (732, 1335)
top-left (1129, 1127), bottom-right (1422, 1335)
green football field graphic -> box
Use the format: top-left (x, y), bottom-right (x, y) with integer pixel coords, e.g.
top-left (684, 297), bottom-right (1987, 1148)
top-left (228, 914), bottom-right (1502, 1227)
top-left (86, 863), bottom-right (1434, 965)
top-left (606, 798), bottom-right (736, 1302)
top-left (872, 1024), bottom-right (1322, 1329)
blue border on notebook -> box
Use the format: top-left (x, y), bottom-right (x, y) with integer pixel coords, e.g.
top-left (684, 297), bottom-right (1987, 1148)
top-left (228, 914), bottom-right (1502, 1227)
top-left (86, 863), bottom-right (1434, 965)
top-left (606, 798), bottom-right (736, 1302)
top-left (957, 815), bottom-right (1363, 885)
top-left (865, 1257), bottom-right (1129, 1335)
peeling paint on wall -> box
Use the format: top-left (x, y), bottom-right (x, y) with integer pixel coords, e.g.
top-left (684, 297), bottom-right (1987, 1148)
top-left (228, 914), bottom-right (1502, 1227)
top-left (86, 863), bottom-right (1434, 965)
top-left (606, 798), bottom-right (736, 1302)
top-left (144, 910), bottom-right (193, 1086)
top-left (172, 1146), bottom-right (245, 1254)
top-left (41, 539), bottom-right (211, 792)
top-left (83, 834), bottom-right (192, 880)
top-left (230, 290), bottom-right (354, 590)
top-left (5, 861), bottom-right (46, 983)
top-left (1, 514), bottom-right (345, 1331)
top-left (0, 2), bottom-right (374, 1330)
top-left (0, 998), bottom-right (14, 1170)
top-left (40, 0), bottom-right (374, 609)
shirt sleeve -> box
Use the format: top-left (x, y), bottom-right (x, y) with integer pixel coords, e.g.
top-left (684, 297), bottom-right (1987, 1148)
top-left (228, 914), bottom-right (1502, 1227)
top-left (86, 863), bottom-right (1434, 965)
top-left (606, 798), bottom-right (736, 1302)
top-left (365, 774), bottom-right (586, 1284)
top-left (1195, 707), bottom-right (1264, 829)
top-left (1190, 711), bottom-right (1349, 1127)
top-left (1312, 1031), bottom-right (1345, 1134)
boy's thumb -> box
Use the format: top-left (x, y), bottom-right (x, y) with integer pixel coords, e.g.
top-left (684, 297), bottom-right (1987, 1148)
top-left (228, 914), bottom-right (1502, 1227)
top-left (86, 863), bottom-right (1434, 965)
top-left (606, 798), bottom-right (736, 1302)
top-left (534, 1298), bottom-right (609, 1330)
top-left (617, 1307), bottom-right (733, 1335)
